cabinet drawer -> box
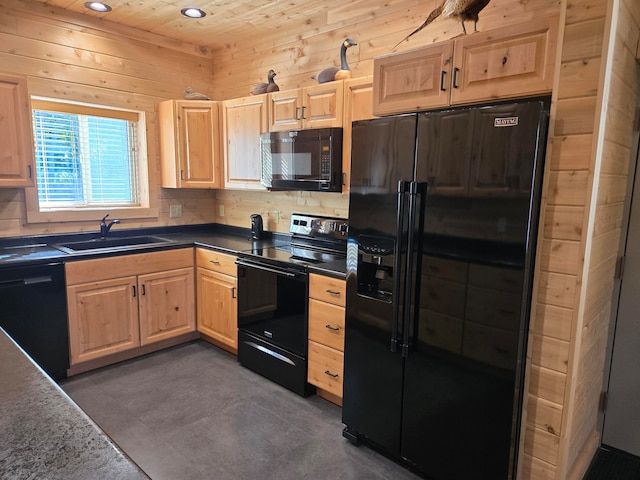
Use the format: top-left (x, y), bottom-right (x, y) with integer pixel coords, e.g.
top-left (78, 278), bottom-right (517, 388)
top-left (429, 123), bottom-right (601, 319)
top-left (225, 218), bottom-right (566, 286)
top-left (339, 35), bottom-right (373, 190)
top-left (308, 299), bottom-right (344, 351)
top-left (309, 274), bottom-right (346, 306)
top-left (308, 341), bottom-right (344, 398)
top-left (196, 248), bottom-right (237, 277)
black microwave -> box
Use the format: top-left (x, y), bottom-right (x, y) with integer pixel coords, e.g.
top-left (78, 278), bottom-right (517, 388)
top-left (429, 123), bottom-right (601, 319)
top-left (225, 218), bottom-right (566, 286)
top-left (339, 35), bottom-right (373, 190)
top-left (260, 128), bottom-right (343, 192)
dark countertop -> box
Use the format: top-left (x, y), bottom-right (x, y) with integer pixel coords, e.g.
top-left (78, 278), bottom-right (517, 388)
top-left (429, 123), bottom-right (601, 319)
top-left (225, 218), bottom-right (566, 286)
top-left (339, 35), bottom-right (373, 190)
top-left (0, 327), bottom-right (149, 480)
top-left (0, 224), bottom-right (347, 276)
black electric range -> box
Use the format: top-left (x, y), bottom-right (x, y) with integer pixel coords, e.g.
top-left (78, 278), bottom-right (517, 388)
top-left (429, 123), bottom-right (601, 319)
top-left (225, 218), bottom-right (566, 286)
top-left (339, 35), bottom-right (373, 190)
top-left (235, 214), bottom-right (347, 396)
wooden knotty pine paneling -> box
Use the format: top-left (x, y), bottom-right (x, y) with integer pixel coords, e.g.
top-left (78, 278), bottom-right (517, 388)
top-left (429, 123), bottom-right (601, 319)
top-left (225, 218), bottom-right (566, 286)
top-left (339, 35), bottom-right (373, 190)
top-left (0, 1), bottom-right (217, 237)
top-left (553, 0), bottom-right (640, 478)
top-left (522, 0), bottom-right (609, 478)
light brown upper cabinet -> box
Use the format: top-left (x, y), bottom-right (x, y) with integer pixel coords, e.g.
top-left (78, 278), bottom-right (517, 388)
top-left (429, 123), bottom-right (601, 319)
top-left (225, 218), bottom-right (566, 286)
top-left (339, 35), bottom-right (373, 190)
top-left (373, 15), bottom-right (559, 116)
top-left (221, 96), bottom-right (268, 190)
top-left (158, 100), bottom-right (222, 188)
top-left (0, 72), bottom-right (35, 187)
top-left (342, 76), bottom-right (375, 194)
top-left (268, 81), bottom-right (344, 131)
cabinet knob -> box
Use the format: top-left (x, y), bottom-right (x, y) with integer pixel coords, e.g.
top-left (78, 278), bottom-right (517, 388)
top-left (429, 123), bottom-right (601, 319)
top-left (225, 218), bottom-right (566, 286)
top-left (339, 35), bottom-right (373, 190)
top-left (326, 289), bottom-right (340, 295)
top-left (324, 370), bottom-right (339, 378)
top-left (325, 324), bottom-right (340, 332)
top-left (210, 260), bottom-right (221, 265)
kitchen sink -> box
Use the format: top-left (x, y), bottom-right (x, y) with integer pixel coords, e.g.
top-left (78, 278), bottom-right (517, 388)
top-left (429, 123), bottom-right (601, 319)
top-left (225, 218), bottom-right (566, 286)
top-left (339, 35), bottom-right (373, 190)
top-left (53, 235), bottom-right (172, 253)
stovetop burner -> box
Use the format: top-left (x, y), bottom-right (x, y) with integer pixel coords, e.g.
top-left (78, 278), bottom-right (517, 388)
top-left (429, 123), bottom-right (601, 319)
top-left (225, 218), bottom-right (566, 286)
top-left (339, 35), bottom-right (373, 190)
top-left (240, 214), bottom-right (347, 269)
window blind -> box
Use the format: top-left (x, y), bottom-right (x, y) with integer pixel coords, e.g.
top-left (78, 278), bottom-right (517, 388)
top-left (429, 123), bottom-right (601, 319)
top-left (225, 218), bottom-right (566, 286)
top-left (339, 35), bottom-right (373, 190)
top-left (32, 108), bottom-right (139, 209)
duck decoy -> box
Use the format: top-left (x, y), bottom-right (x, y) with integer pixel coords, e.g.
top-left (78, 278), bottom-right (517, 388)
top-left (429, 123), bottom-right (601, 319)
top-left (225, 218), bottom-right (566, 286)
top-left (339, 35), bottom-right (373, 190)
top-left (251, 69), bottom-right (279, 95)
top-left (316, 38), bottom-right (358, 84)
top-left (183, 87), bottom-right (211, 100)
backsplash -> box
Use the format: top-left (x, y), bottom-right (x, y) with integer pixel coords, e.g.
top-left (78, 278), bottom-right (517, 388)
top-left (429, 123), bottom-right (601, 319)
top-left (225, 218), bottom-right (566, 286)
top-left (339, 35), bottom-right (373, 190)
top-left (213, 189), bottom-right (349, 233)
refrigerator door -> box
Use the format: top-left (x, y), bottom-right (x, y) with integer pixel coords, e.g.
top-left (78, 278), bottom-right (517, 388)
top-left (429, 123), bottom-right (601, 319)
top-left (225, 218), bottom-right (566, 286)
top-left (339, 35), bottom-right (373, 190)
top-left (343, 114), bottom-right (417, 453)
top-left (400, 100), bottom-right (549, 479)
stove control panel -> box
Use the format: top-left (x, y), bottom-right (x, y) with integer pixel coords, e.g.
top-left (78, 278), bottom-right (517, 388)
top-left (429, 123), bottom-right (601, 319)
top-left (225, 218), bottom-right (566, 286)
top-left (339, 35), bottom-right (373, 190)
top-left (290, 214), bottom-right (348, 239)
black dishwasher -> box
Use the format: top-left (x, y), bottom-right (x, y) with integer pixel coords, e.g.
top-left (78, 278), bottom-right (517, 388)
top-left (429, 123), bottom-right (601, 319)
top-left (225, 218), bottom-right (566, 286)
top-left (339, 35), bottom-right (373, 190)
top-left (0, 262), bottom-right (69, 380)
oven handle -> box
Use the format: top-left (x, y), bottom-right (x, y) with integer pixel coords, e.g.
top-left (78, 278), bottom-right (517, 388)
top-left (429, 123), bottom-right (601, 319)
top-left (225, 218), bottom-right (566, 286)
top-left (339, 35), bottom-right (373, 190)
top-left (235, 259), bottom-right (303, 278)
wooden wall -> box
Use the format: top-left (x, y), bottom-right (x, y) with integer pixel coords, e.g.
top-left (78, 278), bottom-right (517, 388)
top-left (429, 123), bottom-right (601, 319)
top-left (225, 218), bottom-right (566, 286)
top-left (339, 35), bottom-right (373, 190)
top-left (0, 0), bottom-right (218, 237)
top-left (562, 0), bottom-right (640, 477)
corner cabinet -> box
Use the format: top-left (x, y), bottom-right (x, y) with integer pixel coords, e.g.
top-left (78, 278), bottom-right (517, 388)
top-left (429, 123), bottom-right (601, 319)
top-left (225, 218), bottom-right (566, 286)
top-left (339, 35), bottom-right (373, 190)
top-left (0, 72), bottom-right (35, 187)
top-left (66, 249), bottom-right (195, 366)
top-left (307, 273), bottom-right (346, 406)
top-left (373, 15), bottom-right (559, 116)
top-left (268, 81), bottom-right (344, 132)
top-left (158, 99), bottom-right (222, 188)
top-left (195, 248), bottom-right (238, 353)
top-left (221, 96), bottom-right (267, 190)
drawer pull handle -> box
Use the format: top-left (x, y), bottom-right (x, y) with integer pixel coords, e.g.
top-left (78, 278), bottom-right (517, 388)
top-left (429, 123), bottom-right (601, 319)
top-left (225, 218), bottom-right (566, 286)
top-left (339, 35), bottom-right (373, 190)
top-left (325, 324), bottom-right (340, 332)
top-left (324, 370), bottom-right (339, 378)
top-left (326, 289), bottom-right (340, 295)
top-left (209, 260), bottom-right (221, 265)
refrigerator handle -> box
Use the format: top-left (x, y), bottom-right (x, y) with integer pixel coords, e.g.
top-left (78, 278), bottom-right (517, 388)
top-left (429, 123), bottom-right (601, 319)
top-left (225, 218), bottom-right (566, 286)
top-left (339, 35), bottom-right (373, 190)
top-left (405, 182), bottom-right (428, 357)
top-left (401, 181), bottom-right (421, 357)
top-left (391, 180), bottom-right (409, 353)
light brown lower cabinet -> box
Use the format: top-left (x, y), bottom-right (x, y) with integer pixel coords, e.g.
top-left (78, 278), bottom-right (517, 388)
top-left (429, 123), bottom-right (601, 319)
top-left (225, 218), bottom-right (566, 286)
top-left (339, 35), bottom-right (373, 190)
top-left (307, 273), bottom-right (346, 405)
top-left (195, 248), bottom-right (238, 353)
top-left (66, 249), bottom-right (195, 366)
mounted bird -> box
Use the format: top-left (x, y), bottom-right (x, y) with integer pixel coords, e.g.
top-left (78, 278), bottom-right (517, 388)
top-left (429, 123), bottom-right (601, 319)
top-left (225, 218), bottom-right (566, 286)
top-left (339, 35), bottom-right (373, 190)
top-left (316, 38), bottom-right (358, 84)
top-left (183, 87), bottom-right (211, 100)
top-left (392, 0), bottom-right (491, 51)
top-left (251, 69), bottom-right (279, 95)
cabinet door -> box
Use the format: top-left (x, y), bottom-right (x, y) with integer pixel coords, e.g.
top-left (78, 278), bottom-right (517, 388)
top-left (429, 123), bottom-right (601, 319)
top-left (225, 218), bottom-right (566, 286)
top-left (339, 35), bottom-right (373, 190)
top-left (222, 96), bottom-right (267, 190)
top-left (158, 100), bottom-right (221, 188)
top-left (342, 76), bottom-right (374, 194)
top-left (0, 73), bottom-right (35, 187)
top-left (268, 89), bottom-right (303, 131)
top-left (138, 267), bottom-right (195, 345)
top-left (372, 42), bottom-right (453, 116)
top-left (196, 268), bottom-right (238, 350)
top-left (450, 15), bottom-right (558, 105)
top-left (177, 101), bottom-right (221, 188)
top-left (67, 276), bottom-right (139, 365)
top-left (302, 81), bottom-right (343, 129)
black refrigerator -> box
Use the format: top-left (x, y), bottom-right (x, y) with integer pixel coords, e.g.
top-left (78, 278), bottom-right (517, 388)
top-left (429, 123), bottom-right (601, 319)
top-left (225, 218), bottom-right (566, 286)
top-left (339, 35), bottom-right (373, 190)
top-left (342, 97), bottom-right (550, 479)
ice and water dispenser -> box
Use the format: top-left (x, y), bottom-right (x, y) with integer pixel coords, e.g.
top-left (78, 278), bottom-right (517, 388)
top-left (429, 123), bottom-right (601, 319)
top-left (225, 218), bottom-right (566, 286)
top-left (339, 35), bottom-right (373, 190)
top-left (356, 235), bottom-right (396, 302)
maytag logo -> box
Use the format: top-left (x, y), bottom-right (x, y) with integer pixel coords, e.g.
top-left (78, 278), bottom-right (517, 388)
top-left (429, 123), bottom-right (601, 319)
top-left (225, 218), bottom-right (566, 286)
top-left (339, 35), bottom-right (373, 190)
top-left (495, 117), bottom-right (519, 127)
top-left (288, 131), bottom-right (298, 137)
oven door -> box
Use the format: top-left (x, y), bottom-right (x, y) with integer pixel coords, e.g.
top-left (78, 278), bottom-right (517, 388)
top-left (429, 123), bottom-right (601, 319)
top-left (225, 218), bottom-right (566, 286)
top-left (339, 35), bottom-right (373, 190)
top-left (235, 258), bottom-right (313, 396)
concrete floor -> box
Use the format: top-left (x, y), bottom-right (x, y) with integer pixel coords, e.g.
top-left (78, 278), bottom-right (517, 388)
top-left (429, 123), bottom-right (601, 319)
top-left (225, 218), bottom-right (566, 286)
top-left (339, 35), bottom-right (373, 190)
top-left (60, 340), bottom-right (421, 480)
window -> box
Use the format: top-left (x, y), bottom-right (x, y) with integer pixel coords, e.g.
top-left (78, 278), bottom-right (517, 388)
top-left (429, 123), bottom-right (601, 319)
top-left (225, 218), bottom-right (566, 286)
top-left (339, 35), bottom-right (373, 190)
top-left (31, 100), bottom-right (142, 210)
top-left (28, 98), bottom-right (155, 222)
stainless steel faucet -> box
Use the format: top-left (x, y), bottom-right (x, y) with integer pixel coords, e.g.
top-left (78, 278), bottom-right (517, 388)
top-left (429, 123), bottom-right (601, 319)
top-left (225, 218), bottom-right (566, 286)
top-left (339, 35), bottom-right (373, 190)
top-left (100, 214), bottom-right (120, 238)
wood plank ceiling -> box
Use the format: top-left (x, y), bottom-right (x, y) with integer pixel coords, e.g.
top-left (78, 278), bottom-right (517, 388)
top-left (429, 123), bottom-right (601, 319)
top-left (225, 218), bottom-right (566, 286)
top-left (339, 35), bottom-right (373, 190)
top-left (28, 0), bottom-right (346, 49)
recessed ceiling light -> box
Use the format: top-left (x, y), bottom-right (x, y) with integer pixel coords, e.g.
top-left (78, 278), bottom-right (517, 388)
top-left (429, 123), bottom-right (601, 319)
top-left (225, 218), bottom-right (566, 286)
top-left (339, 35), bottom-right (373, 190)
top-left (84, 2), bottom-right (112, 12)
top-left (180, 7), bottom-right (206, 18)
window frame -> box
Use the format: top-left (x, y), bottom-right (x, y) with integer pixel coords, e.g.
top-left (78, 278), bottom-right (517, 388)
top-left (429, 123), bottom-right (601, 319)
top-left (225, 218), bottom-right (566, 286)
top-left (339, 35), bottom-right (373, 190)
top-left (25, 97), bottom-right (157, 224)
